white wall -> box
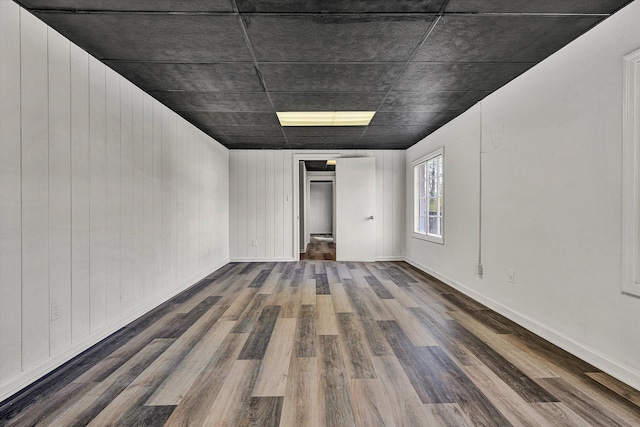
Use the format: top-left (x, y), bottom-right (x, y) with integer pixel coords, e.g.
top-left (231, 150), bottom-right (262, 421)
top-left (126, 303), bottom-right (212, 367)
top-left (309, 181), bottom-right (333, 234)
top-left (406, 0), bottom-right (640, 390)
top-left (230, 150), bottom-right (405, 261)
top-left (0, 1), bottom-right (229, 401)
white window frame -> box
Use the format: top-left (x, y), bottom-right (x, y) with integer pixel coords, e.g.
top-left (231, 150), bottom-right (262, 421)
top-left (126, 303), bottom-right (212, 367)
top-left (412, 147), bottom-right (444, 244)
top-left (622, 48), bottom-right (640, 297)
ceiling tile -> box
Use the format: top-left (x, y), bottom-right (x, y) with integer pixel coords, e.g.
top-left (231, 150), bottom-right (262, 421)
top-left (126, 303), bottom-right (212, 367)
top-left (245, 15), bottom-right (433, 62)
top-left (365, 125), bottom-right (439, 137)
top-left (445, 0), bottom-right (632, 14)
top-left (105, 63), bottom-right (263, 92)
top-left (218, 137), bottom-right (289, 149)
top-left (150, 92), bottom-right (272, 112)
top-left (260, 63), bottom-right (405, 92)
top-left (285, 136), bottom-right (361, 149)
top-left (370, 112), bottom-right (458, 127)
top-left (414, 15), bottom-right (602, 63)
top-left (270, 92), bottom-right (385, 112)
top-left (236, 0), bottom-right (446, 13)
top-left (180, 112), bottom-right (280, 128)
top-left (358, 134), bottom-right (425, 148)
top-left (394, 63), bottom-right (533, 92)
top-left (35, 13), bottom-right (251, 62)
top-left (284, 127), bottom-right (365, 138)
top-left (17, 0), bottom-right (232, 11)
top-left (380, 91), bottom-right (490, 112)
top-left (205, 126), bottom-right (284, 138)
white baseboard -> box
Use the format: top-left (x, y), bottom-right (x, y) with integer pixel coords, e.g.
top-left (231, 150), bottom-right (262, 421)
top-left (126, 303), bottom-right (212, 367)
top-left (376, 256), bottom-right (405, 261)
top-left (405, 257), bottom-right (640, 392)
top-left (0, 258), bottom-right (230, 403)
top-left (230, 257), bottom-right (296, 262)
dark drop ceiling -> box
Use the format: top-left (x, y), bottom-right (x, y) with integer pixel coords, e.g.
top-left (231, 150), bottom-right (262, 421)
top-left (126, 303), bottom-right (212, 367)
top-left (16, 0), bottom-right (633, 150)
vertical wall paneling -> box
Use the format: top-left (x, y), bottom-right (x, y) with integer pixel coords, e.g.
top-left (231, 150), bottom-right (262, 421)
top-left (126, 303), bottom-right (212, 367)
top-left (168, 113), bottom-right (176, 286)
top-left (119, 79), bottom-right (133, 315)
top-left (160, 106), bottom-right (171, 295)
top-left (152, 100), bottom-right (162, 296)
top-left (105, 68), bottom-right (121, 322)
top-left (69, 43), bottom-right (90, 342)
top-left (131, 87), bottom-right (144, 304)
top-left (20, 10), bottom-right (50, 368)
top-left (48, 27), bottom-right (72, 354)
top-left (256, 151), bottom-right (266, 258)
top-left (383, 151), bottom-right (394, 257)
top-left (393, 151), bottom-right (404, 256)
top-left (265, 151), bottom-right (276, 258)
top-left (88, 56), bottom-right (107, 332)
top-left (238, 151), bottom-right (247, 258)
top-left (229, 150), bottom-right (405, 261)
top-left (1, 2), bottom-right (229, 399)
top-left (0, 0), bottom-right (22, 378)
top-left (375, 152), bottom-right (384, 259)
top-left (142, 96), bottom-right (153, 299)
top-left (274, 151), bottom-right (285, 258)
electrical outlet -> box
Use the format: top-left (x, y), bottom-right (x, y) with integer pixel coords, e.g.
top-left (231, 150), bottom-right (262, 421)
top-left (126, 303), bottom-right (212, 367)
top-left (252, 239), bottom-right (258, 247)
top-left (508, 270), bottom-right (516, 284)
top-left (51, 302), bottom-right (60, 321)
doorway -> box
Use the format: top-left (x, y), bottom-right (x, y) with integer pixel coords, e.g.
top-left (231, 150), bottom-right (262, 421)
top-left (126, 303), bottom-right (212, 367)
top-left (299, 161), bottom-right (336, 260)
top-left (293, 153), bottom-right (341, 261)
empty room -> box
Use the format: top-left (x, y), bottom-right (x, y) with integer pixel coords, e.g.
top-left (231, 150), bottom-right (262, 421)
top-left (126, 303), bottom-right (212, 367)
top-left (3, 0), bottom-right (640, 425)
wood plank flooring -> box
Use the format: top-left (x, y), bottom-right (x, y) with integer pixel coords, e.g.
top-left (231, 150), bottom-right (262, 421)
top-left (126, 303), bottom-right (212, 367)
top-left (2, 261), bottom-right (640, 426)
top-left (301, 235), bottom-right (336, 261)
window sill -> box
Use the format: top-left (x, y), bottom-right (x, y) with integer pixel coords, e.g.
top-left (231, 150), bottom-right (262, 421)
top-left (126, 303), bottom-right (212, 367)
top-left (412, 232), bottom-right (444, 245)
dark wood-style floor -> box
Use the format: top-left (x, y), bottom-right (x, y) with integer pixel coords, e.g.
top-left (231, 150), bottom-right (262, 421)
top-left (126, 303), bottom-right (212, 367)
top-left (301, 235), bottom-right (336, 261)
top-left (2, 261), bottom-right (640, 426)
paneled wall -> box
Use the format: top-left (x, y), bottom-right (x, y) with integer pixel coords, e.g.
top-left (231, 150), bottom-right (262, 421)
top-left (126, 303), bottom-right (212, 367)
top-left (0, 1), bottom-right (229, 401)
top-left (229, 150), bottom-right (405, 261)
top-left (406, 0), bottom-right (640, 390)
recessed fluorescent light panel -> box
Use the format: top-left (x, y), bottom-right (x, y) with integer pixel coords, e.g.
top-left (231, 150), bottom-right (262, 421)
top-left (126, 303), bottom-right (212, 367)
top-left (276, 111), bottom-right (375, 126)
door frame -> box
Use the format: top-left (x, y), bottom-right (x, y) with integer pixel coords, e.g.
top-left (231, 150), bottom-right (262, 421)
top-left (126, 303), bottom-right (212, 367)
top-left (292, 153), bottom-right (342, 261)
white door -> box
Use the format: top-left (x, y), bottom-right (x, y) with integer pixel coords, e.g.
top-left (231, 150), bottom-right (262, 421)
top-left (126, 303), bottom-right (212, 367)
top-left (336, 158), bottom-right (376, 262)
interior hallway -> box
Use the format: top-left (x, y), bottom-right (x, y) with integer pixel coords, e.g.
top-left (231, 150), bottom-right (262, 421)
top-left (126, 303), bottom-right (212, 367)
top-left (300, 234), bottom-right (336, 261)
top-left (1, 261), bottom-right (640, 426)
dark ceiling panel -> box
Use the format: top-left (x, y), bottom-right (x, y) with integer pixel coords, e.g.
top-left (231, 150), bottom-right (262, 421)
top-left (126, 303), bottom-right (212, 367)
top-left (380, 91), bottom-right (490, 112)
top-left (206, 126), bottom-right (284, 138)
top-left (245, 15), bottom-right (433, 62)
top-left (305, 161), bottom-right (335, 172)
top-left (365, 125), bottom-right (439, 138)
top-left (150, 92), bottom-right (272, 112)
top-left (236, 0), bottom-right (446, 13)
top-left (446, 0), bottom-right (632, 14)
top-left (260, 63), bottom-right (405, 92)
top-left (17, 0), bottom-right (232, 11)
top-left (16, 0), bottom-right (631, 150)
top-left (35, 13), bottom-right (251, 62)
top-left (285, 136), bottom-right (361, 149)
top-left (215, 137), bottom-right (288, 148)
top-left (370, 112), bottom-right (458, 127)
top-left (105, 63), bottom-right (263, 92)
top-left (181, 112), bottom-right (280, 128)
top-left (284, 127), bottom-right (365, 138)
top-left (270, 93), bottom-right (385, 112)
top-left (359, 134), bottom-right (428, 147)
top-left (414, 15), bottom-right (602, 63)
top-left (394, 63), bottom-right (534, 92)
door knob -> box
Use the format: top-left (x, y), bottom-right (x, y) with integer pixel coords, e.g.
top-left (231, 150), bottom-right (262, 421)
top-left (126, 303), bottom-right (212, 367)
top-left (368, 216), bottom-right (374, 220)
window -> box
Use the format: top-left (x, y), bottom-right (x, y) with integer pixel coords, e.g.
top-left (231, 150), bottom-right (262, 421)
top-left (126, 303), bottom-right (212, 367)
top-left (413, 148), bottom-right (444, 243)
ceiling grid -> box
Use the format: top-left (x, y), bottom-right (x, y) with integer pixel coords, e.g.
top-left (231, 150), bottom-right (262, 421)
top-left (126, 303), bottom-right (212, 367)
top-left (15, 0), bottom-right (633, 149)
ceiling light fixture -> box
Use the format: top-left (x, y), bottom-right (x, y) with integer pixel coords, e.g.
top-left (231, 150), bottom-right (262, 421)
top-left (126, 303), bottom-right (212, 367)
top-left (276, 111), bottom-right (375, 127)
